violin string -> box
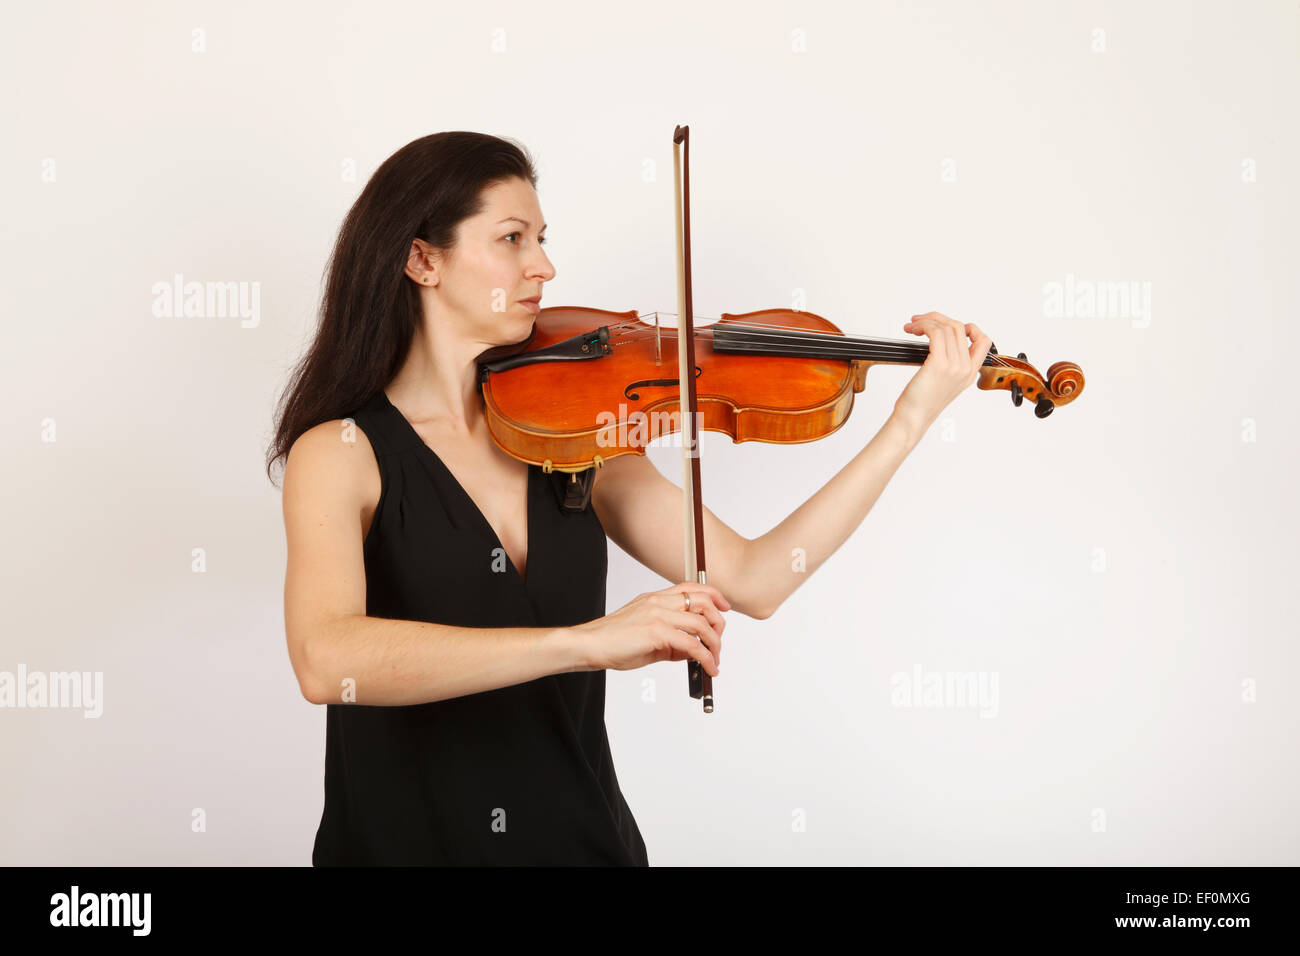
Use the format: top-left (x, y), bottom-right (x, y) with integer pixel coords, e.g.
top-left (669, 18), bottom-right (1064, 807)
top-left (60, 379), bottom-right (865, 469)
top-left (661, 320), bottom-right (1009, 363)
top-left (605, 322), bottom-right (1012, 368)
top-left (610, 327), bottom-right (996, 363)
top-left (715, 321), bottom-right (929, 348)
top-left (614, 321), bottom-right (926, 350)
top-left (687, 342), bottom-right (1006, 369)
top-left (625, 314), bottom-right (917, 342)
top-left (625, 312), bottom-right (979, 347)
top-left (614, 314), bottom-right (1010, 359)
top-left (673, 323), bottom-right (929, 351)
top-left (710, 325), bottom-right (1003, 364)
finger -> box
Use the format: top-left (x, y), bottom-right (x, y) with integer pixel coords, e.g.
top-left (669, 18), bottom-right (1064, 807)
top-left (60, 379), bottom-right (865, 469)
top-left (664, 609), bottom-right (721, 666)
top-left (662, 590), bottom-right (726, 628)
top-left (944, 320), bottom-right (963, 367)
top-left (903, 313), bottom-right (935, 336)
top-left (929, 313), bottom-right (958, 337)
top-left (664, 608), bottom-right (721, 653)
top-left (932, 314), bottom-right (958, 346)
top-left (965, 323), bottom-right (992, 368)
top-left (922, 319), bottom-right (949, 364)
top-left (928, 319), bottom-right (954, 364)
top-left (652, 589), bottom-right (713, 617)
top-left (662, 581), bottom-right (731, 611)
top-left (691, 596), bottom-right (726, 639)
top-left (651, 591), bottom-right (689, 613)
top-left (654, 622), bottom-right (717, 674)
top-left (682, 596), bottom-right (726, 662)
top-left (672, 589), bottom-right (724, 619)
top-left (664, 624), bottom-right (719, 676)
top-left (904, 316), bottom-right (937, 349)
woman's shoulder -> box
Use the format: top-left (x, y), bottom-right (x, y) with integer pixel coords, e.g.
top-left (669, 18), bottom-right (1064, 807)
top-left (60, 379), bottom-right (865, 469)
top-left (287, 417), bottom-right (379, 472)
top-left (284, 419), bottom-right (383, 534)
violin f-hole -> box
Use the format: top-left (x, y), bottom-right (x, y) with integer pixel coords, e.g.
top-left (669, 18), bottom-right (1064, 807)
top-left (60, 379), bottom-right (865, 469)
top-left (624, 366), bottom-right (701, 401)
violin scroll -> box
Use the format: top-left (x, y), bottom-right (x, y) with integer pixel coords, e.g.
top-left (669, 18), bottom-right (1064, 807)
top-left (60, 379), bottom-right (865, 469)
top-left (976, 349), bottom-right (1085, 419)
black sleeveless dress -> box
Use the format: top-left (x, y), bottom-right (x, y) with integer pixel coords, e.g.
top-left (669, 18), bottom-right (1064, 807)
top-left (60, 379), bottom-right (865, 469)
top-left (310, 390), bottom-right (649, 866)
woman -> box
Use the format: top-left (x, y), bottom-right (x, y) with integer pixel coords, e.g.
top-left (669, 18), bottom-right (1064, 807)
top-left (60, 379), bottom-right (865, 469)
top-left (266, 131), bottom-right (990, 866)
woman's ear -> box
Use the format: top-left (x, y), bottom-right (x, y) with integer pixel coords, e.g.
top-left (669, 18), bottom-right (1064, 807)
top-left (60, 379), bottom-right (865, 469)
top-left (404, 239), bottom-right (440, 286)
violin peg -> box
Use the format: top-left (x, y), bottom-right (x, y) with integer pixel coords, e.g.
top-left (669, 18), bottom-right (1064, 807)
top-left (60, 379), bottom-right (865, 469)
top-left (1010, 381), bottom-right (1023, 407)
top-left (1034, 396), bottom-right (1055, 418)
top-left (1017, 352), bottom-right (1027, 361)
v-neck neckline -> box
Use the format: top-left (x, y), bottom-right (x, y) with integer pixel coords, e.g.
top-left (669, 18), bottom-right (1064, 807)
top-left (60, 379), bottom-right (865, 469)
top-left (379, 389), bottom-right (534, 589)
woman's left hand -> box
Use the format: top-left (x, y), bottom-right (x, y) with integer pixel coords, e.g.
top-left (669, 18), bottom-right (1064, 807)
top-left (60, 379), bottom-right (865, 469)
top-left (889, 311), bottom-right (992, 442)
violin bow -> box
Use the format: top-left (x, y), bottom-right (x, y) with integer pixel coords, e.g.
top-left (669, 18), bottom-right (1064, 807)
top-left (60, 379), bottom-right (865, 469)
top-left (672, 125), bottom-right (713, 714)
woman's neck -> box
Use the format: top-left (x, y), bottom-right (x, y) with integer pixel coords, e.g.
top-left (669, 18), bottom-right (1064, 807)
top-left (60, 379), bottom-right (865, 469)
top-left (385, 326), bottom-right (485, 434)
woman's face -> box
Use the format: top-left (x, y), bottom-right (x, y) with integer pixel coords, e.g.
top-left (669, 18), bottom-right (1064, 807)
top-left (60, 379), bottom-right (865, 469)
top-left (425, 176), bottom-right (556, 347)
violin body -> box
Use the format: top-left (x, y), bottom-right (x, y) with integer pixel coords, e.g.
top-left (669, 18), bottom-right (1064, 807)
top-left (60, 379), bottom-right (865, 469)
top-left (480, 306), bottom-right (872, 474)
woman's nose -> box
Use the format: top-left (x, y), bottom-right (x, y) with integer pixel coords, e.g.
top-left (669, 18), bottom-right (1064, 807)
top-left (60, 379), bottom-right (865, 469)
top-left (530, 250), bottom-right (556, 281)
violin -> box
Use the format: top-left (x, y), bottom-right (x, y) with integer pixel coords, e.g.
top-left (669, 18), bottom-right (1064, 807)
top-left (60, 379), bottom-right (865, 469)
top-left (476, 127), bottom-right (1086, 714)
top-left (477, 305), bottom-right (1086, 470)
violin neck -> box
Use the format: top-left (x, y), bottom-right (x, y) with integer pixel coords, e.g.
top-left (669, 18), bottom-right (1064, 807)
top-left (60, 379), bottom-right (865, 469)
top-left (710, 325), bottom-right (996, 367)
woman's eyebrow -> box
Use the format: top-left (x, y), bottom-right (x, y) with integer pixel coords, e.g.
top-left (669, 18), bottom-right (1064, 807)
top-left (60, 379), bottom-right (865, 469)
top-left (497, 217), bottom-right (547, 231)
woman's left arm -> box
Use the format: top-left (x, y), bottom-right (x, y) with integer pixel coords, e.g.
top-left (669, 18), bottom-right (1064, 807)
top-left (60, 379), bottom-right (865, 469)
top-left (591, 412), bottom-right (919, 621)
top-left (590, 312), bottom-right (988, 621)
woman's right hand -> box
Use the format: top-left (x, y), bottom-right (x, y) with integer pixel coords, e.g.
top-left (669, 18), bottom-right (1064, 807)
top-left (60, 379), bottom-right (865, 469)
top-left (569, 582), bottom-right (729, 676)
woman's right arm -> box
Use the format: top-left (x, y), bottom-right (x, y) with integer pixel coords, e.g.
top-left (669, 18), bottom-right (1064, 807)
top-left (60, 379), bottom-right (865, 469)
top-left (281, 422), bottom-right (725, 707)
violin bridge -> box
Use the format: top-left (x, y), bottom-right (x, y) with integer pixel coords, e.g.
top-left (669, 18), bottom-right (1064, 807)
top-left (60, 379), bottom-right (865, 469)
top-left (654, 311), bottom-right (662, 366)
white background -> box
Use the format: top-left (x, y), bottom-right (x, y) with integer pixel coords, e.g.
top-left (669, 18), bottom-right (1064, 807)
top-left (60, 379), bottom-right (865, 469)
top-left (2, 0), bottom-right (1296, 864)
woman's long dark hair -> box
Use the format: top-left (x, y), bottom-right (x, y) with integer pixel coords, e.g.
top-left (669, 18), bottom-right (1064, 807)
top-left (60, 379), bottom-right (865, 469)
top-left (265, 131), bottom-right (538, 487)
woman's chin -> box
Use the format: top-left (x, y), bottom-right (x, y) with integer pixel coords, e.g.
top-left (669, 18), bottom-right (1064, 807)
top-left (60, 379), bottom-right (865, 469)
top-left (499, 314), bottom-right (535, 345)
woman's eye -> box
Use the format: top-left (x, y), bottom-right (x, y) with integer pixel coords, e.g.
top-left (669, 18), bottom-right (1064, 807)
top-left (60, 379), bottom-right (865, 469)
top-left (506, 232), bottom-right (547, 245)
